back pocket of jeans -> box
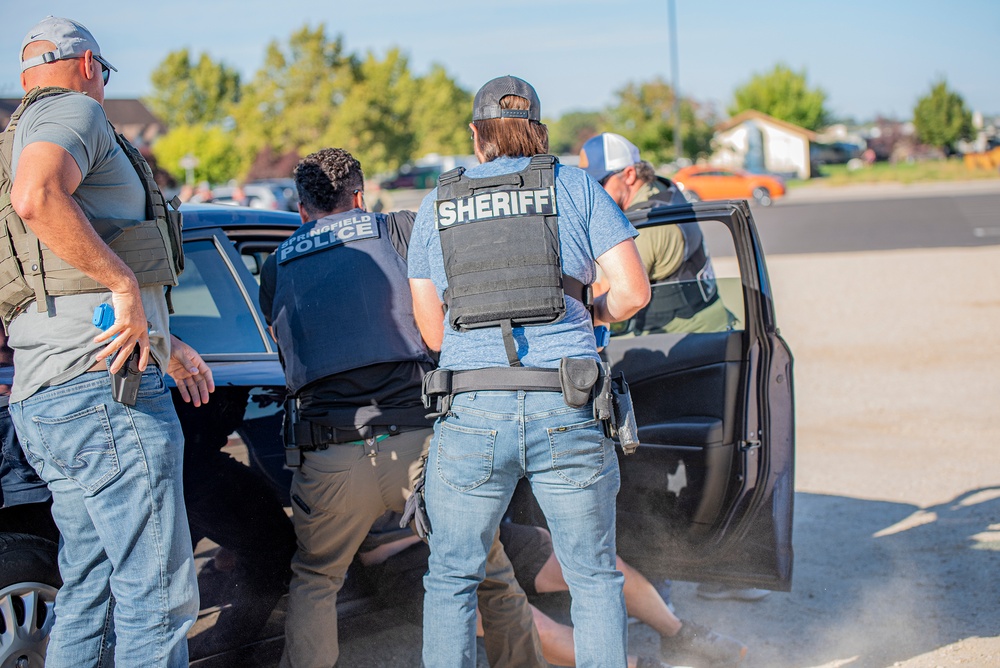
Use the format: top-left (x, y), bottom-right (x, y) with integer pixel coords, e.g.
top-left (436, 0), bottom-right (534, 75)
top-left (436, 421), bottom-right (495, 492)
top-left (32, 405), bottom-right (120, 496)
top-left (547, 418), bottom-right (606, 488)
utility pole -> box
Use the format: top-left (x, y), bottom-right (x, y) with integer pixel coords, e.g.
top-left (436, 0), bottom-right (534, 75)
top-left (669, 0), bottom-right (682, 162)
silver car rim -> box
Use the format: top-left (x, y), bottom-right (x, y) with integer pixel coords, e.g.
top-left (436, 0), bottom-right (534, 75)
top-left (0, 582), bottom-right (57, 668)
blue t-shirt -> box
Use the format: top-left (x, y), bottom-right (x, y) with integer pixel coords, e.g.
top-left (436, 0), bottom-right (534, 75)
top-left (408, 157), bottom-right (637, 370)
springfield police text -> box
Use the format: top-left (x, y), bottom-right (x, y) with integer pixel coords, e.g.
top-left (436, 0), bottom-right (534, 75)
top-left (278, 214), bottom-right (379, 264)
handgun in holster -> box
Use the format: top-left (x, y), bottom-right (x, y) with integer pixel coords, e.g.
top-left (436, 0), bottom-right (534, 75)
top-left (92, 304), bottom-right (141, 406)
top-left (109, 345), bottom-right (142, 407)
top-left (283, 395), bottom-right (302, 468)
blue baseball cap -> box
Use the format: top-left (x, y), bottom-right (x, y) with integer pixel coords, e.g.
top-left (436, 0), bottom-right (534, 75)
top-left (579, 133), bottom-right (641, 183)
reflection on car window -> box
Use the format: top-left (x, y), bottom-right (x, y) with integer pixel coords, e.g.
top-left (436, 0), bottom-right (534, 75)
top-left (236, 241), bottom-right (280, 286)
top-left (170, 239), bottom-right (267, 354)
top-left (611, 218), bottom-right (744, 337)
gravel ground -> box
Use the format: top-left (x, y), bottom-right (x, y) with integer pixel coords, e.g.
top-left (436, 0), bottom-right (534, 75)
top-left (657, 245), bottom-right (1000, 668)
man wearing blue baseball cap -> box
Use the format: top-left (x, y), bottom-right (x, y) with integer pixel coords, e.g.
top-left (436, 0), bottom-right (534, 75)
top-left (580, 133), bottom-right (735, 334)
top-left (7, 16), bottom-right (196, 667)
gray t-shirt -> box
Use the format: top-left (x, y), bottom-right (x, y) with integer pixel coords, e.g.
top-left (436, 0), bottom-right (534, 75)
top-left (8, 92), bottom-right (170, 402)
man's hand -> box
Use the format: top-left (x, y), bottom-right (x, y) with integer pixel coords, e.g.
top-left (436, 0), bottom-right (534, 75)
top-left (166, 335), bottom-right (215, 407)
top-left (93, 287), bottom-right (150, 373)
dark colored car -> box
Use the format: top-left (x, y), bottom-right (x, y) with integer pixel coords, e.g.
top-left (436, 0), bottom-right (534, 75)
top-left (0, 200), bottom-right (793, 665)
top-left (380, 164), bottom-right (442, 190)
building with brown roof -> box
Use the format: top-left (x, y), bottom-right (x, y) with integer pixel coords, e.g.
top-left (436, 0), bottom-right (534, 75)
top-left (1, 97), bottom-right (165, 147)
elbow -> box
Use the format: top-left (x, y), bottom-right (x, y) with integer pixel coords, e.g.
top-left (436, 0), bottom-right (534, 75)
top-left (10, 180), bottom-right (56, 225)
top-left (634, 282), bottom-right (652, 311)
top-left (619, 281), bottom-right (651, 320)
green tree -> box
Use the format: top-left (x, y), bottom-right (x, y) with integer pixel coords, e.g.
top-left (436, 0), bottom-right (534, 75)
top-left (145, 49), bottom-right (241, 128)
top-left (729, 64), bottom-right (829, 130)
top-left (409, 64), bottom-right (474, 160)
top-left (548, 111), bottom-right (606, 155)
top-left (321, 48), bottom-right (419, 176)
top-left (607, 78), bottom-right (717, 163)
top-left (152, 124), bottom-right (243, 184)
top-left (229, 24), bottom-right (360, 170)
top-left (913, 79), bottom-right (973, 151)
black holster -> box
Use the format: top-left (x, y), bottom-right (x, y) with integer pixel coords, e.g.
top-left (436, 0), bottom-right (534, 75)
top-left (282, 395), bottom-right (302, 468)
top-left (610, 373), bottom-right (640, 455)
top-left (421, 368), bottom-right (453, 419)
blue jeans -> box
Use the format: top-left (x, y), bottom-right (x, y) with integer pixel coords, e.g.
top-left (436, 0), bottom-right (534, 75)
top-left (10, 370), bottom-right (198, 668)
top-left (422, 390), bottom-right (626, 668)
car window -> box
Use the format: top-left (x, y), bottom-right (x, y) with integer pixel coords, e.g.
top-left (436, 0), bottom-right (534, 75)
top-left (169, 239), bottom-right (269, 353)
top-left (611, 218), bottom-right (743, 336)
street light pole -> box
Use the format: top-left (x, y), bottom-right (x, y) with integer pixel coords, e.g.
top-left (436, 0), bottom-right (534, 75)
top-left (669, 0), bottom-right (682, 162)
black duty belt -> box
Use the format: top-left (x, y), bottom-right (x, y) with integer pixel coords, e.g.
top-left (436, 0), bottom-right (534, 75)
top-left (293, 422), bottom-right (402, 449)
top-left (451, 367), bottom-right (562, 393)
top-left (422, 366), bottom-right (563, 419)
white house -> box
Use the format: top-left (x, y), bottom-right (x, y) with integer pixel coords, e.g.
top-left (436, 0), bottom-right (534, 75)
top-left (712, 110), bottom-right (817, 179)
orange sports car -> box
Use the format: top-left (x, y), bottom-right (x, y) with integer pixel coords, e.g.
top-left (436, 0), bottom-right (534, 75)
top-left (672, 166), bottom-right (786, 206)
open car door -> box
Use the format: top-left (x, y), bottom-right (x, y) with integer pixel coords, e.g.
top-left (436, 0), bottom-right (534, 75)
top-left (607, 200), bottom-right (794, 591)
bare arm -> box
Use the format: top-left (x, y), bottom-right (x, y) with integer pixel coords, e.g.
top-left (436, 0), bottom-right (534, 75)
top-left (409, 278), bottom-right (445, 352)
top-left (592, 238), bottom-right (651, 326)
top-left (10, 141), bottom-right (148, 373)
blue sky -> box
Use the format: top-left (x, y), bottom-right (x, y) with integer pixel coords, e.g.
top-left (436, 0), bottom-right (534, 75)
top-left (4, 0), bottom-right (998, 121)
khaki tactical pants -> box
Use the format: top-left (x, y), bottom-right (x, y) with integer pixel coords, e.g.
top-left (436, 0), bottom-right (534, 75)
top-left (280, 427), bottom-right (544, 668)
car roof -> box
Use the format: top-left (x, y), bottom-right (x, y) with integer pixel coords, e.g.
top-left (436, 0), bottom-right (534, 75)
top-left (179, 203), bottom-right (301, 231)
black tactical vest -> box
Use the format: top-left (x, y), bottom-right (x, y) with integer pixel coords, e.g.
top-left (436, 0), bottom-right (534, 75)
top-left (435, 155), bottom-right (571, 366)
top-left (0, 87), bottom-right (183, 326)
top-left (271, 210), bottom-right (432, 395)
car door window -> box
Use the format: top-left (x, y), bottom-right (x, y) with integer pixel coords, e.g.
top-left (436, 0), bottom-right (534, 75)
top-left (169, 239), bottom-right (269, 354)
top-left (612, 219), bottom-right (743, 337)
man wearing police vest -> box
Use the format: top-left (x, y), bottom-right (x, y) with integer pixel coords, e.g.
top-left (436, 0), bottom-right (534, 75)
top-left (6, 16), bottom-right (198, 667)
top-left (408, 76), bottom-right (651, 667)
top-left (258, 148), bottom-right (545, 668)
top-left (580, 133), bottom-right (735, 334)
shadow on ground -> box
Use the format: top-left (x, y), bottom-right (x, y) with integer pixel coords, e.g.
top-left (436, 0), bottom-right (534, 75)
top-left (660, 488), bottom-right (1000, 667)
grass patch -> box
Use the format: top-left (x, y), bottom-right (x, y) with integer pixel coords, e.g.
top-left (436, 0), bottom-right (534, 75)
top-left (807, 158), bottom-right (1000, 186)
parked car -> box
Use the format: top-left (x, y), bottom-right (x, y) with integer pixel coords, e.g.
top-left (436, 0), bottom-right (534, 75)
top-left (379, 164), bottom-right (441, 190)
top-left (0, 200), bottom-right (794, 666)
top-left (211, 180), bottom-right (300, 212)
top-left (672, 166), bottom-right (786, 206)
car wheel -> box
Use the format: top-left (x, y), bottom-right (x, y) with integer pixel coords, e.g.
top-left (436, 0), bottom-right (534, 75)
top-left (752, 186), bottom-right (773, 206)
top-left (0, 533), bottom-right (60, 668)
top-left (683, 190), bottom-right (701, 203)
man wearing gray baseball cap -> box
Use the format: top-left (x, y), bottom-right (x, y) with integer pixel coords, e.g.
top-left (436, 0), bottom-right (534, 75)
top-left (7, 16), bottom-right (197, 668)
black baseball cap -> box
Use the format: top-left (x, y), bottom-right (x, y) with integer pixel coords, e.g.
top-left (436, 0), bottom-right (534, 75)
top-left (472, 75), bottom-right (541, 122)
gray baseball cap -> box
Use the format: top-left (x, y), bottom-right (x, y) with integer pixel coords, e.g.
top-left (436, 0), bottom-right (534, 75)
top-left (20, 16), bottom-right (117, 74)
top-left (472, 75), bottom-right (541, 122)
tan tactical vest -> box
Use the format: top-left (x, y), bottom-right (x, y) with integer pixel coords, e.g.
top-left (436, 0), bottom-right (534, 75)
top-left (0, 86), bottom-right (184, 326)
